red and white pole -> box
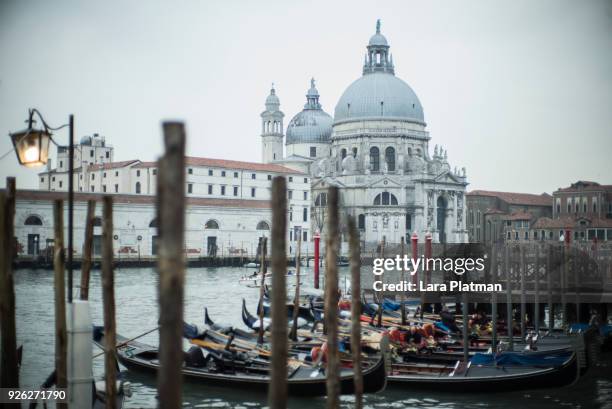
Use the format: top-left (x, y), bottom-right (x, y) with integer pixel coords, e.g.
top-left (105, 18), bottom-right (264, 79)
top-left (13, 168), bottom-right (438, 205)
top-left (411, 232), bottom-right (419, 285)
top-left (425, 232), bottom-right (432, 285)
top-left (314, 232), bottom-right (320, 289)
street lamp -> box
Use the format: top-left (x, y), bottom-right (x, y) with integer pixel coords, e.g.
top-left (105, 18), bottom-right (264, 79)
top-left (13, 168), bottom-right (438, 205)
top-left (9, 108), bottom-right (75, 302)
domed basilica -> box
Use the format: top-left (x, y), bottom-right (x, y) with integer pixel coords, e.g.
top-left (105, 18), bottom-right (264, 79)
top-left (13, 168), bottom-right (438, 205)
top-left (262, 21), bottom-right (468, 245)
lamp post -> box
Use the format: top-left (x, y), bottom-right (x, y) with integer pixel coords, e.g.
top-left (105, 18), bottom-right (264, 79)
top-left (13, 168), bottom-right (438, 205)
top-left (10, 109), bottom-right (75, 302)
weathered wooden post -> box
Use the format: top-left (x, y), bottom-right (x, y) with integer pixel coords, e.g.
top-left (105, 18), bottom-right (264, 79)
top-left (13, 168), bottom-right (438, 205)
top-left (547, 245), bottom-right (554, 329)
top-left (290, 233), bottom-right (302, 341)
top-left (325, 186), bottom-right (340, 408)
top-left (257, 237), bottom-right (267, 345)
top-left (462, 283), bottom-right (469, 363)
top-left (561, 243), bottom-right (568, 327)
top-left (520, 244), bottom-right (526, 339)
top-left (157, 122), bottom-right (186, 409)
top-left (54, 200), bottom-right (68, 409)
top-left (377, 237), bottom-right (385, 327)
top-left (101, 196), bottom-right (117, 409)
top-left (347, 217), bottom-right (362, 409)
top-left (0, 177), bottom-right (19, 389)
top-left (80, 200), bottom-right (96, 301)
top-left (505, 246), bottom-right (513, 349)
top-left (534, 245), bottom-right (540, 333)
top-left (490, 244), bottom-right (498, 349)
top-left (400, 236), bottom-right (407, 326)
top-left (269, 177), bottom-right (288, 409)
top-left (573, 247), bottom-right (581, 323)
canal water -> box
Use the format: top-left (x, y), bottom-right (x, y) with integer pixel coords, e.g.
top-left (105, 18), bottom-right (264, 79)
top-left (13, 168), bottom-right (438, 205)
top-left (14, 266), bottom-right (612, 408)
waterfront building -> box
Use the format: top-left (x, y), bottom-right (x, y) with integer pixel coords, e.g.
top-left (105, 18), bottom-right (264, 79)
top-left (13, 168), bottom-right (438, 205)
top-left (466, 190), bottom-right (552, 244)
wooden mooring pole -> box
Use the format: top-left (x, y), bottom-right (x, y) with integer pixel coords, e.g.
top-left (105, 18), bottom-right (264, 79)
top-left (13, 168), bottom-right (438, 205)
top-left (376, 237), bottom-right (385, 328)
top-left (325, 186), bottom-right (340, 408)
top-left (101, 196), bottom-right (117, 409)
top-left (547, 245), bottom-right (554, 329)
top-left (157, 122), bottom-right (186, 409)
top-left (400, 236), bottom-right (407, 326)
top-left (0, 177), bottom-right (19, 389)
top-left (534, 245), bottom-right (540, 333)
top-left (347, 217), bottom-right (362, 409)
top-left (53, 200), bottom-right (68, 409)
top-left (269, 176), bottom-right (288, 409)
top-left (490, 244), bottom-right (498, 349)
top-left (520, 245), bottom-right (526, 339)
top-left (257, 237), bottom-right (267, 345)
top-left (80, 200), bottom-right (96, 301)
top-left (505, 246), bottom-right (513, 349)
top-left (290, 234), bottom-right (302, 341)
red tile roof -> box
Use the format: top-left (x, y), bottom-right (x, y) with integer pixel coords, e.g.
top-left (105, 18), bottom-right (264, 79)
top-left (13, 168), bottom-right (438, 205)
top-left (88, 160), bottom-right (140, 171)
top-left (468, 190), bottom-right (552, 206)
top-left (11, 190), bottom-right (271, 209)
top-left (134, 157), bottom-right (303, 174)
top-left (502, 211), bottom-right (534, 221)
top-left (533, 216), bottom-right (612, 229)
top-left (555, 181), bottom-right (612, 193)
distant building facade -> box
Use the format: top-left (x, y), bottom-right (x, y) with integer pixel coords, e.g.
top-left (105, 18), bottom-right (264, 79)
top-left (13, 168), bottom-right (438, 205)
top-left (533, 181), bottom-right (612, 242)
top-left (466, 190), bottom-right (552, 244)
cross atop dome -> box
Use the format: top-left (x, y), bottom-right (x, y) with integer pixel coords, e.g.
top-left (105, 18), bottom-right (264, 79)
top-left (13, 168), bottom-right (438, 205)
top-left (364, 20), bottom-right (394, 75)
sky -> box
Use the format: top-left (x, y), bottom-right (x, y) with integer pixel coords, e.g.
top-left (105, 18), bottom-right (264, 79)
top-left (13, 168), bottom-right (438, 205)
top-left (1, 0), bottom-right (611, 194)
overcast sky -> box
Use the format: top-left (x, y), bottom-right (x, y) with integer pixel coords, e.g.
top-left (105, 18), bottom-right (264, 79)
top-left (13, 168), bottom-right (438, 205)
top-left (1, 0), bottom-right (611, 193)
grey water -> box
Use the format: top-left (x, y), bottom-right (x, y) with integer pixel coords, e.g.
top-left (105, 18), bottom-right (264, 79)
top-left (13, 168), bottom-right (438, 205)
top-left (14, 266), bottom-right (612, 408)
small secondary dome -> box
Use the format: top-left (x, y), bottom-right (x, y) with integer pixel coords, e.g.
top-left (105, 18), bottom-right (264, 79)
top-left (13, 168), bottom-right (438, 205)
top-left (286, 78), bottom-right (333, 145)
top-left (80, 135), bottom-right (92, 145)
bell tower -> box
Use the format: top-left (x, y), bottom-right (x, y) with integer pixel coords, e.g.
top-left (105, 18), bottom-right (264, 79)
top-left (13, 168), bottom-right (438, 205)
top-left (261, 84), bottom-right (284, 163)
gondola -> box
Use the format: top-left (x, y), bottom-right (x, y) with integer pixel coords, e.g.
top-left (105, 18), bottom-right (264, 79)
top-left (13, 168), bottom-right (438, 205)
top-left (387, 350), bottom-right (579, 392)
top-left (241, 299), bottom-right (309, 330)
top-left (93, 327), bottom-right (387, 397)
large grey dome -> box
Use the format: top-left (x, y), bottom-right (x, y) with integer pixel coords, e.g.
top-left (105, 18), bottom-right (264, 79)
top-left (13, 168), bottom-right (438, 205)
top-left (334, 72), bottom-right (425, 124)
top-left (286, 79), bottom-right (333, 145)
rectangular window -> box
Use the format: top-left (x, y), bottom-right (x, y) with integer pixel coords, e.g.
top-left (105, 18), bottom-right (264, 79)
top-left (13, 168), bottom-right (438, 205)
top-left (90, 150), bottom-right (94, 157)
top-left (115, 171), bottom-right (118, 177)
top-left (91, 174), bottom-right (95, 180)
top-left (136, 170), bottom-right (140, 177)
top-left (303, 191), bottom-right (308, 200)
top-left (234, 172), bottom-right (238, 178)
top-left (534, 231), bottom-right (538, 240)
top-left (310, 147), bottom-right (316, 157)
top-left (233, 186), bottom-right (238, 196)
top-left (208, 185), bottom-right (213, 195)
top-left (114, 184), bottom-right (118, 193)
top-left (60, 161), bottom-right (63, 168)
top-left (221, 185), bottom-right (226, 195)
top-left (303, 207), bottom-right (308, 222)
top-left (152, 169), bottom-right (157, 175)
top-left (208, 169), bottom-right (213, 176)
top-left (59, 181), bottom-right (63, 188)
top-left (290, 230), bottom-right (293, 241)
top-left (251, 173), bottom-right (256, 180)
top-left (40, 177), bottom-right (44, 182)
top-left (524, 231), bottom-right (529, 240)
top-left (288, 190), bottom-right (293, 199)
top-left (303, 231), bottom-right (307, 242)
top-left (514, 231), bottom-right (519, 240)
top-left (188, 183), bottom-right (193, 194)
top-left (251, 187), bottom-right (256, 197)
top-left (289, 177), bottom-right (293, 182)
top-left (91, 186), bottom-right (95, 192)
top-left (103, 172), bottom-right (106, 178)
top-left (267, 175), bottom-right (272, 181)
top-left (289, 210), bottom-right (293, 222)
top-left (105, 151), bottom-right (110, 158)
top-left (188, 168), bottom-right (193, 175)
top-left (304, 178), bottom-right (308, 183)
top-left (221, 171), bottom-right (226, 177)
top-left (103, 185), bottom-right (107, 193)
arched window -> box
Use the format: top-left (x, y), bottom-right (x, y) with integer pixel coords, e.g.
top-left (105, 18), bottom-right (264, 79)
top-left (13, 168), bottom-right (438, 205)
top-left (373, 192), bottom-right (398, 206)
top-left (385, 147), bottom-right (395, 172)
top-left (303, 207), bottom-right (308, 222)
top-left (370, 147), bottom-right (380, 171)
top-left (92, 217), bottom-right (102, 227)
top-left (205, 220), bottom-right (219, 229)
top-left (24, 215), bottom-right (43, 226)
top-left (149, 218), bottom-right (158, 228)
top-left (315, 193), bottom-right (327, 207)
top-left (352, 147), bottom-right (358, 158)
top-left (135, 182), bottom-right (141, 194)
top-left (256, 221), bottom-right (270, 230)
top-left (341, 149), bottom-right (347, 159)
top-left (358, 214), bottom-right (365, 230)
